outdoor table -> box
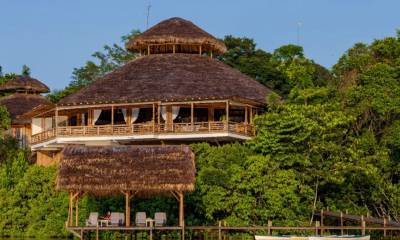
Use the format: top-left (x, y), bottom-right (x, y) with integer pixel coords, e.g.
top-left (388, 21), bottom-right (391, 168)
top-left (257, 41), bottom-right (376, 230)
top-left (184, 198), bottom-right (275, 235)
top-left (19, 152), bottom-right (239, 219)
top-left (146, 218), bottom-right (155, 227)
top-left (98, 219), bottom-right (110, 227)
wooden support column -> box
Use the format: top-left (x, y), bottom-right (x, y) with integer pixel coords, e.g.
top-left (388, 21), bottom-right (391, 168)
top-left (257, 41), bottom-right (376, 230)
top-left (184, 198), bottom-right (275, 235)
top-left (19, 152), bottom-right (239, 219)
top-left (249, 107), bottom-right (253, 124)
top-left (384, 217), bottom-right (387, 237)
top-left (152, 103), bottom-right (156, 132)
top-left (55, 108), bottom-right (58, 135)
top-left (173, 45), bottom-right (176, 54)
top-left (69, 192), bottom-right (73, 226)
top-left (75, 194), bottom-right (79, 226)
top-left (178, 192), bottom-right (184, 227)
top-left (166, 105), bottom-right (172, 131)
top-left (125, 191), bottom-right (131, 227)
top-left (208, 107), bottom-right (214, 122)
top-left (147, 45), bottom-right (150, 55)
top-left (199, 45), bottom-right (202, 55)
top-left (111, 106), bottom-right (114, 126)
top-left (225, 101), bottom-right (229, 123)
top-left (244, 106), bottom-right (248, 124)
top-left (157, 103), bottom-right (161, 130)
top-left (190, 103), bottom-right (194, 131)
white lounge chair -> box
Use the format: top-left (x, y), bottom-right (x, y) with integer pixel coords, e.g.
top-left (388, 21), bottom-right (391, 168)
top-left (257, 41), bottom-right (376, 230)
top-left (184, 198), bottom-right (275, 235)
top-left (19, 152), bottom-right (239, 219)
top-left (154, 212), bottom-right (167, 226)
top-left (135, 212), bottom-right (146, 226)
top-left (85, 212), bottom-right (99, 226)
top-left (110, 212), bottom-right (125, 226)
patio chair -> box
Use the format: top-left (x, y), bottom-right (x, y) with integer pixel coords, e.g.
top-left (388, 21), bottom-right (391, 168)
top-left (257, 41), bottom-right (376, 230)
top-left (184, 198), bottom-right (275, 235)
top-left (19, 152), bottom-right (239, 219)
top-left (135, 212), bottom-right (146, 226)
top-left (154, 212), bottom-right (167, 227)
top-left (85, 212), bottom-right (99, 226)
top-left (110, 212), bottom-right (125, 226)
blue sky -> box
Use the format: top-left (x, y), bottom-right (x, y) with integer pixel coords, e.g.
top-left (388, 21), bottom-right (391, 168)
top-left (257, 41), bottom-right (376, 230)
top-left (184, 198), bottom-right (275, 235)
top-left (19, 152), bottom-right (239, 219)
top-left (0, 0), bottom-right (399, 91)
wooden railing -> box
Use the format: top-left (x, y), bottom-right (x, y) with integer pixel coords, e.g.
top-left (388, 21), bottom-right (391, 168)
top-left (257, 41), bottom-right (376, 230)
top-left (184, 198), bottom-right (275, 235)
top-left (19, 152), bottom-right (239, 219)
top-left (31, 121), bottom-right (255, 144)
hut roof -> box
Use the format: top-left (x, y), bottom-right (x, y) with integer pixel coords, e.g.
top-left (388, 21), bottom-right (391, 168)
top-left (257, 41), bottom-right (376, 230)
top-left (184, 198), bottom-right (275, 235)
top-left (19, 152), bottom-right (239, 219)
top-left (0, 76), bottom-right (50, 93)
top-left (0, 93), bottom-right (53, 125)
top-left (56, 145), bottom-right (196, 196)
top-left (126, 17), bottom-right (227, 54)
top-left (58, 54), bottom-right (272, 106)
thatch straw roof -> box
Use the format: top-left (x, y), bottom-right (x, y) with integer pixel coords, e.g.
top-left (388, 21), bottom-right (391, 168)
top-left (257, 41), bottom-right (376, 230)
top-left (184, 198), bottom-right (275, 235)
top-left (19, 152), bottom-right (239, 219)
top-left (126, 17), bottom-right (227, 54)
top-left (0, 76), bottom-right (49, 93)
top-left (58, 54), bottom-right (272, 106)
top-left (0, 93), bottom-right (52, 125)
top-left (56, 145), bottom-right (196, 196)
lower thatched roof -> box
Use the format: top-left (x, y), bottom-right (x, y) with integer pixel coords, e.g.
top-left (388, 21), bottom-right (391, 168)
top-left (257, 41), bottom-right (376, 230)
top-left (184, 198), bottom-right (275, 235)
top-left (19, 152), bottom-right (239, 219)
top-left (56, 145), bottom-right (196, 196)
top-left (0, 93), bottom-right (52, 125)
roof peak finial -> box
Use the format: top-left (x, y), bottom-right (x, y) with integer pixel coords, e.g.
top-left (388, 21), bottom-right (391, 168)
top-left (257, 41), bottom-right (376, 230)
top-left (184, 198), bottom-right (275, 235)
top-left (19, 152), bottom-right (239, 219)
top-left (146, 1), bottom-right (152, 29)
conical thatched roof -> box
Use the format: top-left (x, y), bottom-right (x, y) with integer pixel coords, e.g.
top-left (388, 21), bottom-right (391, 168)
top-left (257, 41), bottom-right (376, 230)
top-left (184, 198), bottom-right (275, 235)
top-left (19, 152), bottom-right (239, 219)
top-left (0, 93), bottom-right (52, 125)
top-left (58, 54), bottom-right (272, 106)
top-left (126, 17), bottom-right (227, 54)
top-left (0, 76), bottom-right (49, 93)
top-left (56, 145), bottom-right (195, 197)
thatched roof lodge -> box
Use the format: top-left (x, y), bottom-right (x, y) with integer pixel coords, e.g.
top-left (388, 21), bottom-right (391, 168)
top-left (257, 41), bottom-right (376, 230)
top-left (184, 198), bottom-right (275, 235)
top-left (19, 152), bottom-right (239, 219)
top-left (0, 75), bottom-right (50, 94)
top-left (29, 17), bottom-right (274, 152)
top-left (0, 75), bottom-right (52, 147)
top-left (58, 145), bottom-right (195, 227)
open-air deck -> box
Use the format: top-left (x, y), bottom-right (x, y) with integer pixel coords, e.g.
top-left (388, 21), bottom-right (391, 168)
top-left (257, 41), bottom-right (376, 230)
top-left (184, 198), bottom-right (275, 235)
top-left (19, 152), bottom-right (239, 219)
top-left (31, 121), bottom-right (254, 145)
top-left (30, 100), bottom-right (260, 149)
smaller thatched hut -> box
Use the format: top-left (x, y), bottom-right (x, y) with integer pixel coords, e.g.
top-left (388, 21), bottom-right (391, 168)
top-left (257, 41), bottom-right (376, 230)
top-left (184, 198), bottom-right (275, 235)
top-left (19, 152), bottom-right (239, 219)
top-left (57, 144), bottom-right (195, 227)
top-left (0, 75), bottom-right (49, 94)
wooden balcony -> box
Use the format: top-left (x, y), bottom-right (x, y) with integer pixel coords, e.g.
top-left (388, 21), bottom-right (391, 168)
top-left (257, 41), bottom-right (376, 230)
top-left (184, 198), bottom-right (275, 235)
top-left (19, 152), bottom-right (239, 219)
top-left (31, 121), bottom-right (255, 145)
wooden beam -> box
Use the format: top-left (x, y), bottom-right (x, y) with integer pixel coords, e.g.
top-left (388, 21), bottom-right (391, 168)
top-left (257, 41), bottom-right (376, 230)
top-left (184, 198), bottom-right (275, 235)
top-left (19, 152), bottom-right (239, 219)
top-left (171, 191), bottom-right (180, 201)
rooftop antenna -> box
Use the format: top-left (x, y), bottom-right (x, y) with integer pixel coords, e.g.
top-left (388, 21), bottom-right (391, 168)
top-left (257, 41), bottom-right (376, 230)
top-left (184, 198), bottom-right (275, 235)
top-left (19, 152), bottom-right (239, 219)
top-left (146, 2), bottom-right (152, 29)
top-left (297, 22), bottom-right (302, 45)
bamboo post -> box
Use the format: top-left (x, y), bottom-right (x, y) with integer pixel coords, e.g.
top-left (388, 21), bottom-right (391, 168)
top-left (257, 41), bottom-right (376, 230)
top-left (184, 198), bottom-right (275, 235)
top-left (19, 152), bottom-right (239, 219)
top-left (340, 211), bottom-right (344, 235)
top-left (173, 45), bottom-right (176, 54)
top-left (147, 45), bottom-right (150, 55)
top-left (249, 107), bottom-right (253, 124)
top-left (267, 220), bottom-right (272, 235)
top-left (199, 45), bottom-right (202, 55)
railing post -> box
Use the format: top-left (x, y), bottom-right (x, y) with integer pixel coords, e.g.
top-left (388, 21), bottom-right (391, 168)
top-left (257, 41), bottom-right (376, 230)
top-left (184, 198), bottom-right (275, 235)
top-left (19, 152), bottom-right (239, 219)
top-left (315, 221), bottom-right (320, 236)
top-left (361, 215), bottom-right (365, 236)
top-left (340, 211), bottom-right (344, 235)
top-left (267, 220), bottom-right (272, 235)
top-left (384, 217), bottom-right (387, 237)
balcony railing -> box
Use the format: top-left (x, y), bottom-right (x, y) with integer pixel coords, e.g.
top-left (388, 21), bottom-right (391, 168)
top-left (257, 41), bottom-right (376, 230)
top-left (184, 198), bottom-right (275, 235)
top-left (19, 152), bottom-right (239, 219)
top-left (31, 121), bottom-right (255, 144)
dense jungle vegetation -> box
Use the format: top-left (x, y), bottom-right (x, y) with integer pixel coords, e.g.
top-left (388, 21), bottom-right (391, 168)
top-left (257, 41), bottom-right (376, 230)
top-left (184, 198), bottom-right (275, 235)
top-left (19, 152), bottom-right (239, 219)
top-left (0, 30), bottom-right (400, 237)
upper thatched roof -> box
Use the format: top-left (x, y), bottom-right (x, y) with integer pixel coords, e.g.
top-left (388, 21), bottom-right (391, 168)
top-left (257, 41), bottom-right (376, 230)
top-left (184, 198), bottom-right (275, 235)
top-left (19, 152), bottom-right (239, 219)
top-left (58, 54), bottom-right (272, 106)
top-left (56, 145), bottom-right (195, 196)
top-left (126, 17), bottom-right (227, 54)
top-left (0, 93), bottom-right (52, 125)
top-left (0, 76), bottom-right (50, 93)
